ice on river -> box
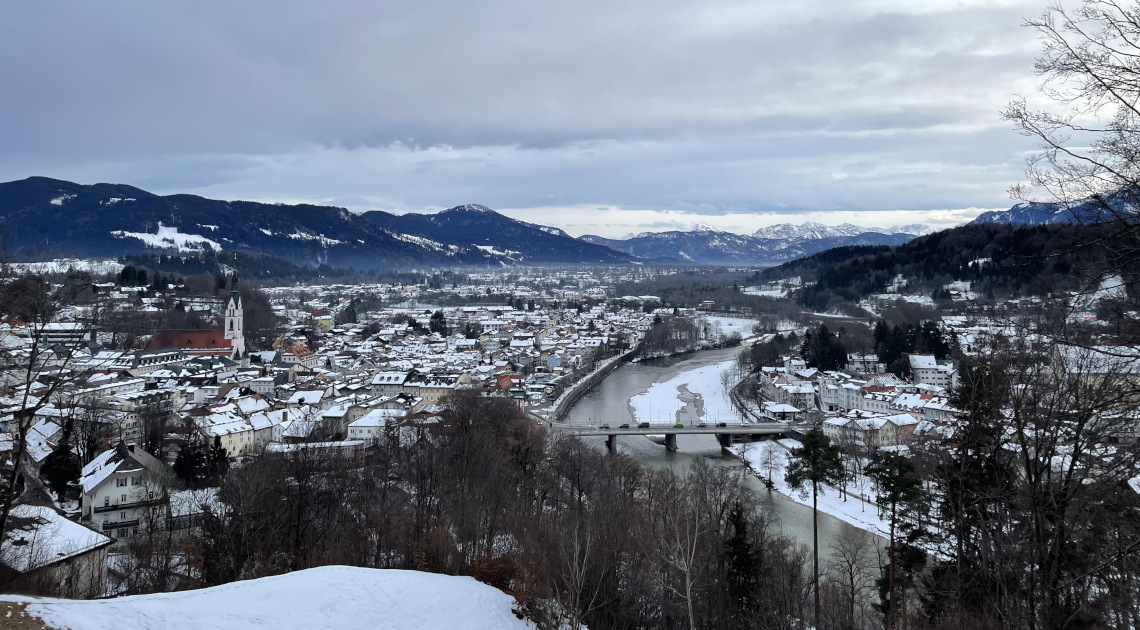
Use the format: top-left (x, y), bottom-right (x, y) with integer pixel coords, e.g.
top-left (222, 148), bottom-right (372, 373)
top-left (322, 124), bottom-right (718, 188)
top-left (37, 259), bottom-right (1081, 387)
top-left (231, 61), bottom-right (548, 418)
top-left (629, 358), bottom-right (745, 425)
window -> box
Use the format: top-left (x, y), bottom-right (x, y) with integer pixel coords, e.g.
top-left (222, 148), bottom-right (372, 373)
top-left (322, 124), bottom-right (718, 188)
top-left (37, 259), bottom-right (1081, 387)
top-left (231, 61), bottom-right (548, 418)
top-left (121, 494), bottom-right (127, 502)
top-left (120, 511), bottom-right (127, 519)
top-left (103, 496), bottom-right (110, 507)
top-left (116, 477), bottom-right (127, 488)
top-left (132, 475), bottom-right (141, 486)
top-left (118, 528), bottom-right (127, 538)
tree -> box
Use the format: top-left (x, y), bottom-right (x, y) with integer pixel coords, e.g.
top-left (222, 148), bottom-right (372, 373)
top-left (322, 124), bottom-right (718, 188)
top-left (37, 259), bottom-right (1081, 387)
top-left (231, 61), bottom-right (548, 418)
top-left (866, 452), bottom-right (925, 630)
top-left (1004, 1), bottom-right (1140, 323)
top-left (40, 423), bottom-right (80, 502)
top-left (723, 502), bottom-right (760, 612)
top-left (428, 310), bottom-right (448, 336)
top-left (784, 427), bottom-right (845, 630)
top-left (801, 323), bottom-right (847, 371)
top-left (827, 528), bottom-right (878, 630)
top-left (174, 442), bottom-right (208, 487)
top-left (0, 272), bottom-right (110, 536)
top-left (209, 436), bottom-right (229, 480)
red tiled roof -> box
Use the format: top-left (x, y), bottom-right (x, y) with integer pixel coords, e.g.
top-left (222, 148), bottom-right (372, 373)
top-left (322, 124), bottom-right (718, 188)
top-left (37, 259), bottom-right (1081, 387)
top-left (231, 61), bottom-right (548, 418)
top-left (148, 329), bottom-right (232, 353)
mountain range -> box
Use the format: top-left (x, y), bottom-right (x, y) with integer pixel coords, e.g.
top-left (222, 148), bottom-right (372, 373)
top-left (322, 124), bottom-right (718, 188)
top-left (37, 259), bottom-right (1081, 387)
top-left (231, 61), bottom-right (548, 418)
top-left (0, 176), bottom-right (931, 268)
top-left (580, 222), bottom-right (921, 265)
top-left (0, 178), bottom-right (633, 269)
top-left (969, 193), bottom-right (1139, 226)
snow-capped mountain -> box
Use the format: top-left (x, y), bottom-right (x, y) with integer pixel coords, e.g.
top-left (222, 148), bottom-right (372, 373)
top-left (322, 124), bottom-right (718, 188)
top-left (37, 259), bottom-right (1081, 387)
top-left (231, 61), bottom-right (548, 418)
top-left (360, 205), bottom-right (631, 263)
top-left (970, 194), bottom-right (1139, 226)
top-left (581, 221), bottom-right (920, 265)
top-left (0, 178), bottom-right (631, 268)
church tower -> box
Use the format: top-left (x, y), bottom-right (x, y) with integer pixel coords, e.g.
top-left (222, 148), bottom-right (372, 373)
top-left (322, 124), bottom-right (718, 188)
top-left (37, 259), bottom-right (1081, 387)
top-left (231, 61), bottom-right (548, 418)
top-left (224, 285), bottom-right (246, 361)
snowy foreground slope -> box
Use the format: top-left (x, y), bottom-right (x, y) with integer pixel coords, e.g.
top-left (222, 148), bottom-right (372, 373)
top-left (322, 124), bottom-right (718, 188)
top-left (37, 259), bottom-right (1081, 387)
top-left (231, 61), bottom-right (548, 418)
top-left (0, 566), bottom-right (535, 630)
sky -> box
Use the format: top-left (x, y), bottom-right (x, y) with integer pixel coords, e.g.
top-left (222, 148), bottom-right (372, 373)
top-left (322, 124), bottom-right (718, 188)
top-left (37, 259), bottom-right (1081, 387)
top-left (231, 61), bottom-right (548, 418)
top-left (0, 0), bottom-right (1055, 238)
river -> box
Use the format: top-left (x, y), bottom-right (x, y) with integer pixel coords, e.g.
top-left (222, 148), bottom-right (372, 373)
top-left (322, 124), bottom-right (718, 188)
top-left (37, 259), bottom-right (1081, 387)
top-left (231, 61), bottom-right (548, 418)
top-left (562, 343), bottom-right (873, 553)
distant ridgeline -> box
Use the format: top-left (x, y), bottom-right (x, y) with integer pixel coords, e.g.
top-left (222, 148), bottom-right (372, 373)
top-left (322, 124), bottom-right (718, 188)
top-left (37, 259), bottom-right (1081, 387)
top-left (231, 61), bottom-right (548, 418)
top-left (755, 223), bottom-right (1119, 309)
top-left (0, 177), bottom-right (634, 270)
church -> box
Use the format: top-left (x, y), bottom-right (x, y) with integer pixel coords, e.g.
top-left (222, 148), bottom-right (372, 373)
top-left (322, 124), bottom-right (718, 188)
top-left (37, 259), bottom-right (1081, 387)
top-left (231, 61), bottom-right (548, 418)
top-left (147, 287), bottom-right (248, 365)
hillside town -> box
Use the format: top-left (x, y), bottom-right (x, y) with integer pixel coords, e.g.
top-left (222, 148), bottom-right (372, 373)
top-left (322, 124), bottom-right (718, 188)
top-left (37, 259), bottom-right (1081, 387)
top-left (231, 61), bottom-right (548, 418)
top-left (0, 269), bottom-right (757, 597)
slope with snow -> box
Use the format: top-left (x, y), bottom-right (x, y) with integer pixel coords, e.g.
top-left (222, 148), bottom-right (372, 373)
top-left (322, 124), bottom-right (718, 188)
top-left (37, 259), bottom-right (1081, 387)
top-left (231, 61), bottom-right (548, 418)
top-left (4, 566), bottom-right (535, 630)
top-left (109, 224), bottom-right (222, 253)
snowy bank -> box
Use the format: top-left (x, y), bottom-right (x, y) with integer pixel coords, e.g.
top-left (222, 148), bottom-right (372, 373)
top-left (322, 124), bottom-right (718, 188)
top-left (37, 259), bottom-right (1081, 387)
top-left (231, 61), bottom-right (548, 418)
top-left (732, 440), bottom-right (889, 539)
top-left (4, 566), bottom-right (535, 630)
top-left (630, 358), bottom-right (745, 425)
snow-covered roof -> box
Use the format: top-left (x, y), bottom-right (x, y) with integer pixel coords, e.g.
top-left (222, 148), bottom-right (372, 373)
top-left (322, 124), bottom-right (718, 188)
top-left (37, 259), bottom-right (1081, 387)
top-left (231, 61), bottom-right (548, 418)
top-left (1, 505), bottom-right (111, 572)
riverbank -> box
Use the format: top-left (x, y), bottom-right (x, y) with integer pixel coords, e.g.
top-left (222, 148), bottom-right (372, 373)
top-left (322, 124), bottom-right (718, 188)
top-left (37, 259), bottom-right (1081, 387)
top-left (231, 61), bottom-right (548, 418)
top-left (534, 349), bottom-right (636, 422)
top-left (730, 439), bottom-right (889, 539)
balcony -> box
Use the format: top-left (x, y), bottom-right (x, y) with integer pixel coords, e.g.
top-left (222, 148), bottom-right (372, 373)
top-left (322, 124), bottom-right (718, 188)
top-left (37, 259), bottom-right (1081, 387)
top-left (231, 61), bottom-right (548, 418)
top-left (93, 499), bottom-right (156, 513)
top-left (102, 519), bottom-right (140, 531)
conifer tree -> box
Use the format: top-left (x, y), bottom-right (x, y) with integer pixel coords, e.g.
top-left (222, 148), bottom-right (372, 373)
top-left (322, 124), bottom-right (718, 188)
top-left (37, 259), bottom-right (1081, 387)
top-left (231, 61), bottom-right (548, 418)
top-left (785, 427), bottom-right (845, 630)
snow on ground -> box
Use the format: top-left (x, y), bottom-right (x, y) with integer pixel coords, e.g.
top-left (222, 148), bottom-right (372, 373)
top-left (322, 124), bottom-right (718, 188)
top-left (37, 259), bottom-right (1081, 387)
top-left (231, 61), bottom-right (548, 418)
top-left (6, 566), bottom-right (535, 630)
top-left (742, 286), bottom-right (788, 298)
top-left (732, 439), bottom-right (889, 539)
top-left (110, 224), bottom-right (222, 252)
top-left (630, 358), bottom-right (744, 425)
top-left (9, 259), bottom-right (124, 276)
top-left (287, 231), bottom-right (344, 247)
top-left (699, 315), bottom-right (756, 339)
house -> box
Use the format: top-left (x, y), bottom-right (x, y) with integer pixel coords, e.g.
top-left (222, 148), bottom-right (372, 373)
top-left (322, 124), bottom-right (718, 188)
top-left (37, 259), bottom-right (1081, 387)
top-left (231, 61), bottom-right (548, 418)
top-left (823, 411), bottom-right (918, 451)
top-left (279, 345), bottom-right (322, 370)
top-left (347, 408), bottom-right (403, 446)
top-left (0, 504), bottom-right (113, 598)
top-left (370, 371), bottom-right (409, 396)
top-left (909, 354), bottom-right (957, 389)
top-left (79, 443), bottom-right (168, 543)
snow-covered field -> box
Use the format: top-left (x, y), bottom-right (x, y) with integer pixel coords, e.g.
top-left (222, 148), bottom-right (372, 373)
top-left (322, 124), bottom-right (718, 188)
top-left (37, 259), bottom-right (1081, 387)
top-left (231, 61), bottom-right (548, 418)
top-left (110, 224), bottom-right (222, 252)
top-left (699, 315), bottom-right (755, 339)
top-left (732, 440), bottom-right (889, 539)
top-left (630, 358), bottom-right (743, 425)
top-left (3, 566), bottom-right (535, 630)
top-left (9, 259), bottom-right (124, 276)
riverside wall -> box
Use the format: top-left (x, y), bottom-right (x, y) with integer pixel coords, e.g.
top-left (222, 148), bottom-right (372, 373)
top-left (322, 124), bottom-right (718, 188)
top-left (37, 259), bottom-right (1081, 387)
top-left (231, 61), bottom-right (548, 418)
top-left (542, 349), bottom-right (636, 423)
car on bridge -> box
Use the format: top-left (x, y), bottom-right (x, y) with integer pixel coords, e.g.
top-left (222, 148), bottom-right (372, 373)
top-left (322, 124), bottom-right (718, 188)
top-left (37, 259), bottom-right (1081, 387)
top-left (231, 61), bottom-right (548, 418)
top-left (674, 423), bottom-right (684, 428)
top-left (717, 422), bottom-right (728, 427)
top-left (619, 423), bottom-right (629, 429)
top-left (638, 422), bottom-right (650, 429)
top-left (600, 424), bottom-right (610, 430)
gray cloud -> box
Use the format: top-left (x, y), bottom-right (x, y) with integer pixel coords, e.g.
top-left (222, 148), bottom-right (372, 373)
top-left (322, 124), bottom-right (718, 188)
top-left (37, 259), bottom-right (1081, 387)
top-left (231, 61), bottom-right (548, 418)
top-left (0, 0), bottom-right (1048, 236)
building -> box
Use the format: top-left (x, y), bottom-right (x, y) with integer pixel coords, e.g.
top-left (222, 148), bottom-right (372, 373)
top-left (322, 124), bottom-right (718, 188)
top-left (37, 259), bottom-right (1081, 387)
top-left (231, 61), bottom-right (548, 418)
top-left (347, 408), bottom-right (403, 446)
top-left (909, 354), bottom-right (957, 389)
top-left (823, 411), bottom-right (918, 451)
top-left (0, 505), bottom-right (113, 598)
top-left (79, 443), bottom-right (168, 543)
top-left (147, 288), bottom-right (247, 363)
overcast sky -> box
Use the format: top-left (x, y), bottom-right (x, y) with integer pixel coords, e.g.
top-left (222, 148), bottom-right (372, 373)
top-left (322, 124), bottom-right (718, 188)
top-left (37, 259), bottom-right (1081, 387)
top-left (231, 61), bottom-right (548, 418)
top-left (0, 0), bottom-right (1052, 237)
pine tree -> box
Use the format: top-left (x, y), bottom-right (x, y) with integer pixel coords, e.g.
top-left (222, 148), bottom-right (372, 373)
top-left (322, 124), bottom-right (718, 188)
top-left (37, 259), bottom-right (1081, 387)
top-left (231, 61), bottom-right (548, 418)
top-left (723, 502), bottom-right (760, 611)
top-left (209, 436), bottom-right (229, 480)
top-left (866, 452), bottom-right (925, 630)
top-left (40, 423), bottom-right (81, 502)
top-left (785, 428), bottom-right (845, 630)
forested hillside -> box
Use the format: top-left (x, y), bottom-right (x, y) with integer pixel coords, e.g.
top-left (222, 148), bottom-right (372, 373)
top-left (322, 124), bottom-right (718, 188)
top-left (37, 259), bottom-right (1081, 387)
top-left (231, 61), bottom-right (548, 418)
top-left (754, 224), bottom-right (1115, 310)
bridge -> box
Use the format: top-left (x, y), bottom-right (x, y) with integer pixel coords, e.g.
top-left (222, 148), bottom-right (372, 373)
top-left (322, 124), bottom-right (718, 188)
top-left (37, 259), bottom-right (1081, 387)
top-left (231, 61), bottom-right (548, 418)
top-left (549, 422), bottom-right (802, 451)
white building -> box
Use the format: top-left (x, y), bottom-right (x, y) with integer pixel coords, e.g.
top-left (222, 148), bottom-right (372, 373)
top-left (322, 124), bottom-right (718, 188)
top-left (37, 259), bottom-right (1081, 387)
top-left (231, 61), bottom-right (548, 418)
top-left (79, 443), bottom-right (167, 542)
